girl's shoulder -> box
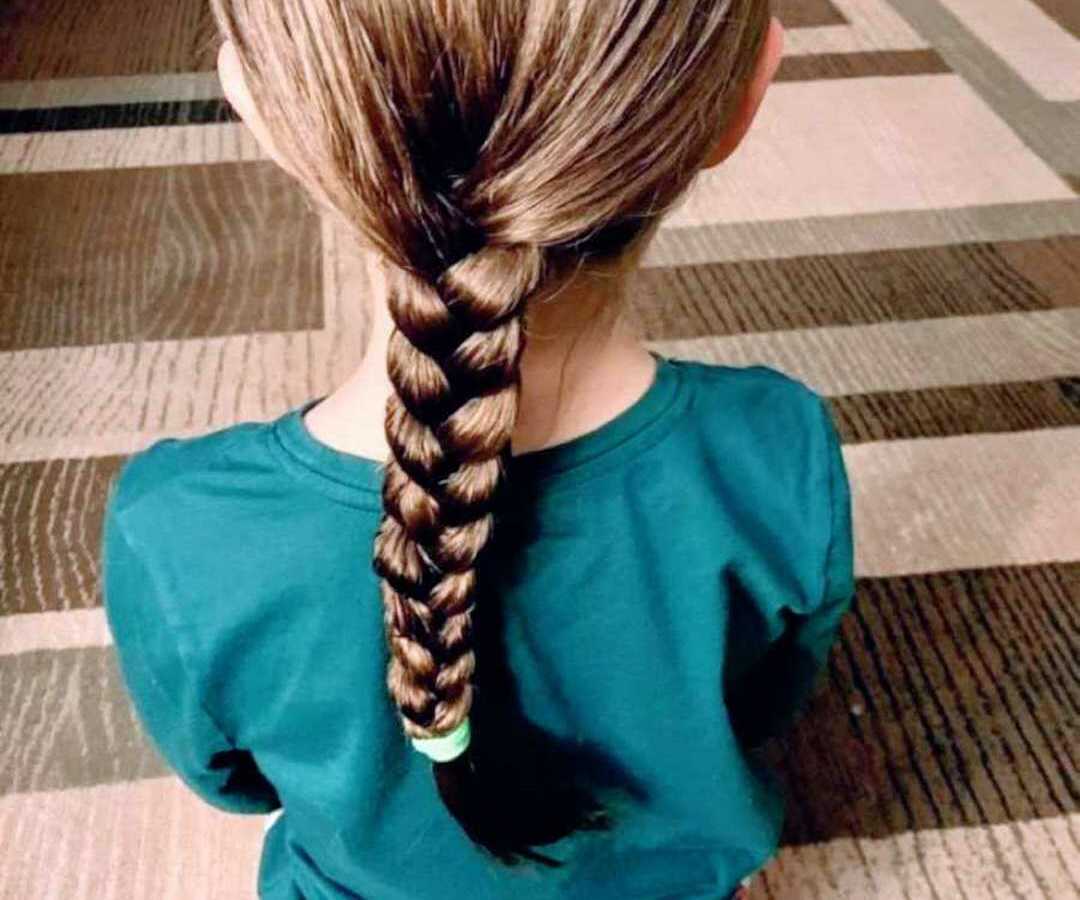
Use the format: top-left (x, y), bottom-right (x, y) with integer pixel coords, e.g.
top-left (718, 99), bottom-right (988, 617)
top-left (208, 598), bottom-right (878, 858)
top-left (663, 357), bottom-right (830, 450)
top-left (103, 418), bottom-right (282, 563)
top-left (101, 417), bottom-right (296, 628)
top-left (108, 420), bottom-right (272, 516)
top-left (662, 357), bottom-right (853, 615)
top-left (666, 357), bottom-right (821, 406)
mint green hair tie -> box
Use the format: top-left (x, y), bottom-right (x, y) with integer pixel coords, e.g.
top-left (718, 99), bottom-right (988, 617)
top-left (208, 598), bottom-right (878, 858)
top-left (411, 717), bottom-right (471, 762)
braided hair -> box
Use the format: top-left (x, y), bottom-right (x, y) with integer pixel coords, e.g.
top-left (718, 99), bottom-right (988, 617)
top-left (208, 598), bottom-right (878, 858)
top-left (211, 0), bottom-right (771, 866)
top-left (375, 241), bottom-right (576, 860)
top-left (376, 245), bottom-right (540, 745)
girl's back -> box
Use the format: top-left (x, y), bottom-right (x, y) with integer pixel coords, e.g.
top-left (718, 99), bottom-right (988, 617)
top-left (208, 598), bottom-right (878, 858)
top-left (102, 354), bottom-right (853, 899)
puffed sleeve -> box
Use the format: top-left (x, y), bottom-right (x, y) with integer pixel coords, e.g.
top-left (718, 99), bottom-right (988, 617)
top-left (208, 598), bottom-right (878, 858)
top-left (730, 394), bottom-right (856, 746)
top-left (100, 469), bottom-right (281, 814)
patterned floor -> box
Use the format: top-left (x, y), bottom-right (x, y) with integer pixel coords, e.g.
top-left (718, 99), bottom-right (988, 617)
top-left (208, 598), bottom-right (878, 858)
top-left (1, 1), bottom-right (1078, 898)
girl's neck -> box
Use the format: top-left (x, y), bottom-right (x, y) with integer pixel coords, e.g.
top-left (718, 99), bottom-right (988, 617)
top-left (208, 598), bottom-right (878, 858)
top-left (303, 274), bottom-right (657, 463)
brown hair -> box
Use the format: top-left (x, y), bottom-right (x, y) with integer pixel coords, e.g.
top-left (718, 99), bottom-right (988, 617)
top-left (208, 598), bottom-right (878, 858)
top-left (211, 0), bottom-right (770, 866)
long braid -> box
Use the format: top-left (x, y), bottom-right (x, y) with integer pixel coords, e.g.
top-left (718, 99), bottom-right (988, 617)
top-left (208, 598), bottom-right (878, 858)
top-left (375, 241), bottom-right (580, 859)
top-left (375, 242), bottom-right (540, 736)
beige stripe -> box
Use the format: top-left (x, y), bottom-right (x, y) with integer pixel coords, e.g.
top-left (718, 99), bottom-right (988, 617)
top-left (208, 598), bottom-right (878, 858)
top-left (889, 0), bottom-right (1080, 185)
top-left (642, 200), bottom-right (1080, 266)
top-left (668, 76), bottom-right (1073, 228)
top-left (2, 306), bottom-right (1077, 464)
top-left (784, 0), bottom-right (928, 55)
top-left (848, 427), bottom-right (1080, 579)
top-left (3, 306), bottom-right (1078, 464)
top-left (0, 215), bottom-right (368, 465)
top-left (0, 73), bottom-right (223, 110)
top-left (650, 307), bottom-right (1080, 398)
top-left (0, 609), bottom-right (111, 655)
top-left (0, 334), bottom-right (331, 458)
top-left (0, 122), bottom-right (262, 175)
top-left (0, 777), bottom-right (267, 900)
top-left (935, 0), bottom-right (1080, 102)
top-left (0, 430), bottom-right (234, 465)
top-left (759, 815), bottom-right (1080, 899)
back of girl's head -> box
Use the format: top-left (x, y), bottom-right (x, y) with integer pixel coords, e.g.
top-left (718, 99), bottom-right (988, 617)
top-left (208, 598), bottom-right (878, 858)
top-left (210, 0), bottom-right (771, 867)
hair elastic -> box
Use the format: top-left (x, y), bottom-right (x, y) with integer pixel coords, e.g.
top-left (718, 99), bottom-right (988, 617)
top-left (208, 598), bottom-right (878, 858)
top-left (411, 717), bottom-right (471, 762)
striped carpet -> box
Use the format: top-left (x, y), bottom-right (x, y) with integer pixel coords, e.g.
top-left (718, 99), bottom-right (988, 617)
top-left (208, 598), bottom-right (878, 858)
top-left (1, 1), bottom-right (1078, 897)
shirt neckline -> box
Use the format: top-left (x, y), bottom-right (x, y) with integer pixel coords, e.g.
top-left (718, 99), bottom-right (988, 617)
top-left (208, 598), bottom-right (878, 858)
top-left (267, 351), bottom-right (685, 509)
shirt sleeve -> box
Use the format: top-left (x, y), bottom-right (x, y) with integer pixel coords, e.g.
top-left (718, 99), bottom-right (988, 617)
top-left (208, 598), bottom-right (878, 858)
top-left (729, 394), bottom-right (856, 747)
top-left (100, 471), bottom-right (282, 815)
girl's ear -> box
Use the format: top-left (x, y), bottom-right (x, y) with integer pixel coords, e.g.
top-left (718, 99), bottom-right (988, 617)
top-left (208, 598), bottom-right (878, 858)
top-left (701, 15), bottom-right (785, 169)
top-left (218, 39), bottom-right (297, 176)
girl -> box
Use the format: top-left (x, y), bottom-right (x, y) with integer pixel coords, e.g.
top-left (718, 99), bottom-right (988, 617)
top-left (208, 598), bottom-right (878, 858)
top-left (101, 2), bottom-right (855, 898)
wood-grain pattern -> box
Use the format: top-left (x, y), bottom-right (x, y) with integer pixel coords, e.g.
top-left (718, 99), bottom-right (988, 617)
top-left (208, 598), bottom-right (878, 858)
top-left (830, 378), bottom-right (1080, 444)
top-left (772, 563), bottom-right (1079, 844)
top-left (0, 0), bottom-right (218, 80)
top-left (0, 456), bottom-right (122, 617)
top-left (0, 647), bottom-right (169, 796)
top-left (0, 162), bottom-right (322, 351)
top-left (773, 0), bottom-right (847, 29)
top-left (626, 236), bottom-right (1080, 340)
top-left (776, 49), bottom-right (950, 81)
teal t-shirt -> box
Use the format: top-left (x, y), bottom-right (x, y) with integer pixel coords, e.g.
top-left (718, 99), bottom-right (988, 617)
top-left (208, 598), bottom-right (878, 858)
top-left (100, 354), bottom-right (854, 900)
